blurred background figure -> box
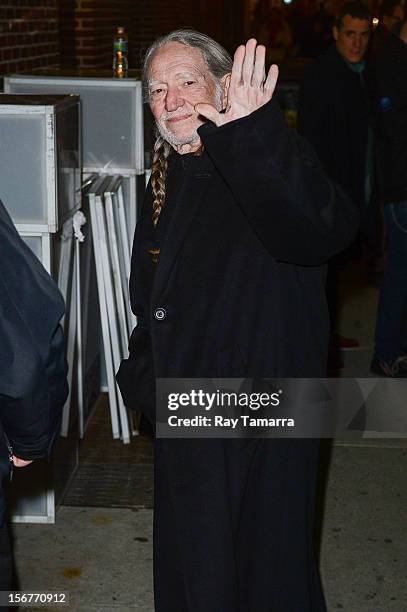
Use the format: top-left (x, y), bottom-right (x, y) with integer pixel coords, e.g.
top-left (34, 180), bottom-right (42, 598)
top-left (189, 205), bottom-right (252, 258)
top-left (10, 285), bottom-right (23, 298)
top-left (253, 0), bottom-right (294, 62)
top-left (298, 1), bottom-right (373, 369)
top-left (369, 0), bottom-right (405, 60)
top-left (309, 0), bottom-right (336, 55)
top-left (291, 0), bottom-right (335, 57)
top-left (368, 19), bottom-right (407, 376)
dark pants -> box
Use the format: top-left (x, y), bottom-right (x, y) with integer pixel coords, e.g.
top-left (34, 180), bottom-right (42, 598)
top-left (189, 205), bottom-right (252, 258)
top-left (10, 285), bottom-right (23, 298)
top-left (375, 204), bottom-right (407, 360)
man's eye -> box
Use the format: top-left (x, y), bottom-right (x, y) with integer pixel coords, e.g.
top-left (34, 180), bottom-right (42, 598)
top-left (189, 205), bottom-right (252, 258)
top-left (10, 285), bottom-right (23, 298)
top-left (184, 81), bottom-right (195, 86)
top-left (151, 88), bottom-right (163, 96)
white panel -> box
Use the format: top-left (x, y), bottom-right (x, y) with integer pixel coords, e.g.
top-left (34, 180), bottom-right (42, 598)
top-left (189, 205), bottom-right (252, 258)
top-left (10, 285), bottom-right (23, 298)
top-left (0, 114), bottom-right (47, 224)
top-left (7, 78), bottom-right (144, 172)
top-left (20, 235), bottom-right (42, 260)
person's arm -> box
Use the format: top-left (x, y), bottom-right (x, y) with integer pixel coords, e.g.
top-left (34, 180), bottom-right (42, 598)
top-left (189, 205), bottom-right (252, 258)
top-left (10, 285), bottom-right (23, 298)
top-left (375, 62), bottom-right (407, 144)
top-left (0, 200), bottom-right (68, 463)
top-left (116, 324), bottom-right (156, 425)
top-left (0, 323), bottom-right (67, 462)
top-left (197, 40), bottom-right (359, 266)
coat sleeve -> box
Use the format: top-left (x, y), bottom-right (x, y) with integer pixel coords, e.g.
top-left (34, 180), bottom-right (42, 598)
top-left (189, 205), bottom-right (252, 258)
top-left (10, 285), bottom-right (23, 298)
top-left (374, 62), bottom-right (407, 145)
top-left (199, 99), bottom-right (360, 266)
top-left (116, 324), bottom-right (156, 426)
top-left (297, 69), bottom-right (348, 188)
top-left (0, 200), bottom-right (68, 460)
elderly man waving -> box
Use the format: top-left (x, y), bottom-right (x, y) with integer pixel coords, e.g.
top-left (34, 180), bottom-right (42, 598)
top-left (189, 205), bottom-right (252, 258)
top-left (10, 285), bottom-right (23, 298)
top-left (117, 30), bottom-right (359, 612)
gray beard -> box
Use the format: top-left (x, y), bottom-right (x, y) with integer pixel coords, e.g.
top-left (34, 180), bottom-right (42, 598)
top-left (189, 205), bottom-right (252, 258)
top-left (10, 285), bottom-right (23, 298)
top-left (155, 83), bottom-right (224, 149)
top-left (156, 119), bottom-right (200, 149)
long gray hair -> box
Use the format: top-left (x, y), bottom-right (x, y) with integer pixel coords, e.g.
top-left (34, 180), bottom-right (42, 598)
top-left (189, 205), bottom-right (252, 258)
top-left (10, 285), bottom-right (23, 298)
top-left (143, 30), bottom-right (232, 226)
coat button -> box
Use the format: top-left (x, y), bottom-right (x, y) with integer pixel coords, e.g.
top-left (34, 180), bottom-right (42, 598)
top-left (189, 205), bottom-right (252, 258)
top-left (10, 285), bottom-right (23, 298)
top-left (154, 307), bottom-right (167, 321)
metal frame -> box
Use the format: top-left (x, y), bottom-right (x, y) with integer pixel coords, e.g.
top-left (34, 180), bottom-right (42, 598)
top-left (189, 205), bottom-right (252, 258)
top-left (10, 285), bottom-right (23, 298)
top-left (16, 228), bottom-right (52, 272)
top-left (84, 169), bottom-right (137, 242)
top-left (95, 188), bottom-right (130, 443)
top-left (104, 176), bottom-right (130, 355)
top-left (116, 182), bottom-right (137, 330)
top-left (0, 97), bottom-right (81, 232)
top-left (2, 95), bottom-right (81, 524)
top-left (75, 234), bottom-right (85, 439)
top-left (10, 483), bottom-right (55, 525)
top-left (87, 177), bottom-right (121, 440)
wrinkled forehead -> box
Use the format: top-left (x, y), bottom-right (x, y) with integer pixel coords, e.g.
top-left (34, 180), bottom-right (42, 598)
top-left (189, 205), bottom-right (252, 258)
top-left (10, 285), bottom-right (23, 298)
top-left (148, 42), bottom-right (210, 84)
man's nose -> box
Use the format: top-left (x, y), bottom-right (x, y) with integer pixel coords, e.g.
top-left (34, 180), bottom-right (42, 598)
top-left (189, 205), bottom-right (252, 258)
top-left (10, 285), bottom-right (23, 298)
top-left (354, 35), bottom-right (362, 48)
top-left (165, 87), bottom-right (183, 112)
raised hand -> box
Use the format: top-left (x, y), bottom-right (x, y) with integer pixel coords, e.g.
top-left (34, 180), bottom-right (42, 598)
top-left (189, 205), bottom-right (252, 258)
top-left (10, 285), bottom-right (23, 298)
top-left (195, 39), bottom-right (279, 127)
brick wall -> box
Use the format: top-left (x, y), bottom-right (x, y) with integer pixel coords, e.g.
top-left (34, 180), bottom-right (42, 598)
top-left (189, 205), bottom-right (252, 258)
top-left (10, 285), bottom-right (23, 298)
top-left (70, 0), bottom-right (243, 71)
top-left (73, 0), bottom-right (133, 69)
top-left (131, 0), bottom-right (196, 69)
top-left (0, 0), bottom-right (60, 76)
top-left (0, 0), bottom-right (246, 77)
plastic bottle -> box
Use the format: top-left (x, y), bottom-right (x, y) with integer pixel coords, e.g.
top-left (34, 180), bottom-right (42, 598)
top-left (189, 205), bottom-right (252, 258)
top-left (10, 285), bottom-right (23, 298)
top-left (113, 26), bottom-right (128, 78)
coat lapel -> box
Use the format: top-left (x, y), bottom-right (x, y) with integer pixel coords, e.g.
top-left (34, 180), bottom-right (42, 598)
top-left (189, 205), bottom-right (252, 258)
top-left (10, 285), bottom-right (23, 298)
top-left (152, 152), bottom-right (213, 302)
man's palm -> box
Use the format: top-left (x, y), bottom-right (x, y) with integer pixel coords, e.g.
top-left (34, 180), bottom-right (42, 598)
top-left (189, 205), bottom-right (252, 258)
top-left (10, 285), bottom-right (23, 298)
top-left (195, 39), bottom-right (279, 126)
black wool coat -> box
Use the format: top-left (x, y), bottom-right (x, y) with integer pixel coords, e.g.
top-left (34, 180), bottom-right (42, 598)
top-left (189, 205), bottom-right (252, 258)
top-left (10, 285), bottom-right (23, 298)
top-left (367, 32), bottom-right (407, 203)
top-left (117, 99), bottom-right (359, 612)
top-left (298, 45), bottom-right (370, 211)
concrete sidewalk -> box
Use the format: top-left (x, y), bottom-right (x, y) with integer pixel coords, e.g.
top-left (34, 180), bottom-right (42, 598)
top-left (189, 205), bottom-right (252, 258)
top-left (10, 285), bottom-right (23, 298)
top-left (10, 438), bottom-right (407, 612)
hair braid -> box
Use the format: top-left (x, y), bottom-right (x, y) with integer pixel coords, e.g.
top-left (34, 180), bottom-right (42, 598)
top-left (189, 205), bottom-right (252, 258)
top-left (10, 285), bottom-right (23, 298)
top-left (151, 136), bottom-right (171, 226)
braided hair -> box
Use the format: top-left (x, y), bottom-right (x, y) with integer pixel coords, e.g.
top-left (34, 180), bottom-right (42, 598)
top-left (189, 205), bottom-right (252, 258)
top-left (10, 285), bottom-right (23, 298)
top-left (143, 30), bottom-right (233, 225)
top-left (151, 136), bottom-right (171, 227)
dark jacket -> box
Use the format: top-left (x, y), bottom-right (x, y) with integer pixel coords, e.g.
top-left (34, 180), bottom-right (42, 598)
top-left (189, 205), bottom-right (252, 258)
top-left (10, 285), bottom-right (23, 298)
top-left (0, 200), bottom-right (68, 522)
top-left (117, 99), bottom-right (359, 611)
top-left (368, 32), bottom-right (407, 204)
top-left (298, 44), bottom-right (370, 210)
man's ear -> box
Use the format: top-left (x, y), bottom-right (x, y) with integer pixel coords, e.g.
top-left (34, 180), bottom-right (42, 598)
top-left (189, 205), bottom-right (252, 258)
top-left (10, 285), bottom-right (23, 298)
top-left (221, 73), bottom-right (231, 109)
top-left (332, 25), bottom-right (339, 41)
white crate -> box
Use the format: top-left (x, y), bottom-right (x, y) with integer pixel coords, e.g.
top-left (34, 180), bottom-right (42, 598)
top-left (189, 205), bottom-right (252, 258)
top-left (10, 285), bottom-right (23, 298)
top-left (0, 94), bottom-right (81, 232)
top-left (4, 74), bottom-right (144, 174)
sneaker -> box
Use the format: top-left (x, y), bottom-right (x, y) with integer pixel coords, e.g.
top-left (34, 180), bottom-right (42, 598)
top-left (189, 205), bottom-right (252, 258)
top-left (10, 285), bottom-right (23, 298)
top-left (331, 333), bottom-right (360, 349)
top-left (370, 355), bottom-right (407, 378)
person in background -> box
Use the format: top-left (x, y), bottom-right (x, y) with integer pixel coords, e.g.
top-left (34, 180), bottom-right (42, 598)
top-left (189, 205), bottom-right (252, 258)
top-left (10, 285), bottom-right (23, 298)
top-left (308, 0), bottom-right (336, 57)
top-left (117, 28), bottom-right (359, 611)
top-left (369, 19), bottom-right (407, 376)
top-left (0, 199), bottom-right (68, 590)
top-left (369, 0), bottom-right (405, 61)
top-left (298, 1), bottom-right (373, 367)
top-left (254, 0), bottom-right (293, 62)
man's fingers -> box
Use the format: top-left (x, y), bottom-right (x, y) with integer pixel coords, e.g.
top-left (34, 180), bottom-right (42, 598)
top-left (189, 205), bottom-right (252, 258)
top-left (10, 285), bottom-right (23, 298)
top-left (252, 44), bottom-right (266, 88)
top-left (195, 103), bottom-right (222, 126)
top-left (230, 45), bottom-right (245, 89)
top-left (264, 64), bottom-right (279, 97)
top-left (242, 39), bottom-right (257, 85)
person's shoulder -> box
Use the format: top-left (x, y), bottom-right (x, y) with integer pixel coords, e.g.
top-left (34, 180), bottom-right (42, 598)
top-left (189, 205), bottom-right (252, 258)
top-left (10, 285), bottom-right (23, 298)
top-left (302, 46), bottom-right (340, 82)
